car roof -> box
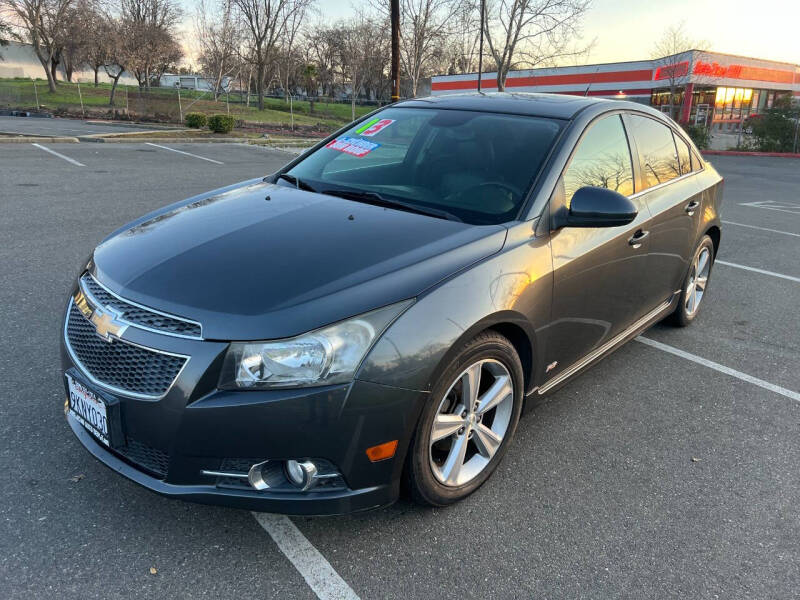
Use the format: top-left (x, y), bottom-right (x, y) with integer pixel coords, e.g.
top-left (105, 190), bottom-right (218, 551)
top-left (395, 92), bottom-right (654, 121)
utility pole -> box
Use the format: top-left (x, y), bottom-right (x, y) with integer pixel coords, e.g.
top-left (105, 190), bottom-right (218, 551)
top-left (477, 0), bottom-right (485, 92)
top-left (391, 0), bottom-right (400, 102)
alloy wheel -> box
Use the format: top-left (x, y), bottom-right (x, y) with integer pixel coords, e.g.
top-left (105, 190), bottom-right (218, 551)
top-left (685, 247), bottom-right (711, 316)
top-left (429, 359), bottom-right (514, 487)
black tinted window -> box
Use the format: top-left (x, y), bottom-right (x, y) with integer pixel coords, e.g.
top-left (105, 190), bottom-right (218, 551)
top-left (287, 107), bottom-right (562, 224)
top-left (562, 115), bottom-right (634, 206)
top-left (674, 133), bottom-right (692, 175)
top-left (628, 115), bottom-right (681, 188)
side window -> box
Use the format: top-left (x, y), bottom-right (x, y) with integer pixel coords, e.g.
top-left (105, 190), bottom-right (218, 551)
top-left (691, 150), bottom-right (704, 172)
top-left (627, 115), bottom-right (681, 189)
top-left (674, 133), bottom-right (692, 175)
top-left (562, 115), bottom-right (634, 207)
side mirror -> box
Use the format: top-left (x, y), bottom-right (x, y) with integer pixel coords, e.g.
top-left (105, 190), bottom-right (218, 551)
top-left (565, 186), bottom-right (637, 228)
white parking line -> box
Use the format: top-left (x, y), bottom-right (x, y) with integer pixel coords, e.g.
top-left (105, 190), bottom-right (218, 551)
top-left (636, 337), bottom-right (800, 402)
top-left (715, 260), bottom-right (800, 283)
top-left (739, 200), bottom-right (800, 215)
top-left (721, 220), bottom-right (800, 238)
top-left (253, 513), bottom-right (360, 600)
top-left (31, 143), bottom-right (85, 167)
top-left (145, 142), bottom-right (224, 164)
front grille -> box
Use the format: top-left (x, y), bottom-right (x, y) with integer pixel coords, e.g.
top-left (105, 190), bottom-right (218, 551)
top-left (117, 439), bottom-right (171, 478)
top-left (81, 274), bottom-right (202, 339)
top-left (66, 302), bottom-right (187, 398)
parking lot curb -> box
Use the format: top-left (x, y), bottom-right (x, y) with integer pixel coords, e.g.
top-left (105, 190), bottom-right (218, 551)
top-left (77, 136), bottom-right (245, 143)
top-left (702, 150), bottom-right (800, 158)
top-left (0, 135), bottom-right (79, 143)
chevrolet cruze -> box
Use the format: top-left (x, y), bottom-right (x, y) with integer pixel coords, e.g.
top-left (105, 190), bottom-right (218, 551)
top-left (62, 93), bottom-right (723, 514)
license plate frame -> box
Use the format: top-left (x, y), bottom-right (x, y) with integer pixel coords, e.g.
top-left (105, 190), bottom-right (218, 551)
top-left (65, 369), bottom-right (123, 448)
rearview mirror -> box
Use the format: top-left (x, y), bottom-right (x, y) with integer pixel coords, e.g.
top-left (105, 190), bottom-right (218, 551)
top-left (565, 186), bottom-right (637, 228)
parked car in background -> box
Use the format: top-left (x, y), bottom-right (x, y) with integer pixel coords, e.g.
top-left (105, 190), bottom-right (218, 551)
top-left (61, 93), bottom-right (723, 514)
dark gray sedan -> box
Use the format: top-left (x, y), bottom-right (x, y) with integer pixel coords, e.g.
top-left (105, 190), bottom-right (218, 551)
top-left (61, 93), bottom-right (722, 514)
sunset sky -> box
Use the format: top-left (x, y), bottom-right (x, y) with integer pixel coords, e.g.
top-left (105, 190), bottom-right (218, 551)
top-left (311, 0), bottom-right (799, 66)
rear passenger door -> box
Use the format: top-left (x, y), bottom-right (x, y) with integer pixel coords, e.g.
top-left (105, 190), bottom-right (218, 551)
top-left (624, 114), bottom-right (704, 310)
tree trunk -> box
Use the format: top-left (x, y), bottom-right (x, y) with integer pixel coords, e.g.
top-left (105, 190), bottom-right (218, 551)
top-left (109, 74), bottom-right (122, 106)
top-left (94, 67), bottom-right (99, 87)
top-left (496, 65), bottom-right (507, 92)
top-left (50, 58), bottom-right (59, 83)
top-left (43, 58), bottom-right (57, 92)
top-left (256, 61), bottom-right (265, 111)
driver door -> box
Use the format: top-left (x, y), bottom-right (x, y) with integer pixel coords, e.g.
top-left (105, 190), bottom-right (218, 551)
top-left (543, 114), bottom-right (652, 381)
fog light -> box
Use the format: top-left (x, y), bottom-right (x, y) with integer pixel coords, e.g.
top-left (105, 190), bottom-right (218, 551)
top-left (285, 460), bottom-right (318, 491)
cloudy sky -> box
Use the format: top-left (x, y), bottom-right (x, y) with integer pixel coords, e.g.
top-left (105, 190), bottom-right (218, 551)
top-left (309, 0), bottom-right (798, 65)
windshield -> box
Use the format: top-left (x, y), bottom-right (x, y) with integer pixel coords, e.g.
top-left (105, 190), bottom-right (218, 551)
top-left (283, 107), bottom-right (563, 225)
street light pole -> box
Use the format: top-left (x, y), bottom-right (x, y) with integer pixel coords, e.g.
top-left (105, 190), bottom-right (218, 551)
top-left (477, 0), bottom-right (485, 92)
top-left (391, 0), bottom-right (400, 102)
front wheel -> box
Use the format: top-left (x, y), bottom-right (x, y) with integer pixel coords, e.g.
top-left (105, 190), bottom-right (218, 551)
top-left (669, 234), bottom-right (715, 327)
top-left (405, 331), bottom-right (524, 506)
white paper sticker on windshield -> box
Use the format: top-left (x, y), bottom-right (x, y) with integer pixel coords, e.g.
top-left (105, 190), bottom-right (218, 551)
top-left (325, 136), bottom-right (380, 157)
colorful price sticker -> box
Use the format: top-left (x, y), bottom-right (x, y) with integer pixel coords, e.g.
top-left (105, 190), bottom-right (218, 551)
top-left (325, 136), bottom-right (381, 157)
top-left (355, 118), bottom-right (395, 137)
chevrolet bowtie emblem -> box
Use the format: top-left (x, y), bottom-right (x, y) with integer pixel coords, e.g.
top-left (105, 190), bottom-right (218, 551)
top-left (90, 305), bottom-right (128, 341)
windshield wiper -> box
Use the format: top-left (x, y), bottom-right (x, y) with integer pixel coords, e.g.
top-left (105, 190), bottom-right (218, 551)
top-left (277, 173), bottom-right (317, 193)
top-left (320, 188), bottom-right (462, 222)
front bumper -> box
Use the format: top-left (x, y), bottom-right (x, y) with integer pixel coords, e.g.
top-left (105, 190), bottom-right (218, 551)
top-left (61, 321), bottom-right (427, 516)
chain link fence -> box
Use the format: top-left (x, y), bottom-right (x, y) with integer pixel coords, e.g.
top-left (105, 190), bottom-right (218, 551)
top-left (0, 79), bottom-right (379, 130)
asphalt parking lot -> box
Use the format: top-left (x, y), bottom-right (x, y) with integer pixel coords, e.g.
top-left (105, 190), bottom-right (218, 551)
top-left (0, 139), bottom-right (798, 599)
top-left (0, 115), bottom-right (157, 136)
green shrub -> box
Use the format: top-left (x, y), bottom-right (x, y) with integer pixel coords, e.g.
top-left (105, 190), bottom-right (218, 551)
top-left (184, 112), bottom-right (207, 128)
top-left (745, 98), bottom-right (798, 152)
top-left (683, 124), bottom-right (710, 150)
top-left (208, 114), bottom-right (236, 133)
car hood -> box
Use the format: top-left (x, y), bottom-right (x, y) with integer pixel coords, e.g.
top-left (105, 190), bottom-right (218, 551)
top-left (91, 180), bottom-right (507, 340)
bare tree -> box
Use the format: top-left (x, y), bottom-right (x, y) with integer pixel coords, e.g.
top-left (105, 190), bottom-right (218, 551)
top-left (230, 0), bottom-right (313, 110)
top-left (194, 0), bottom-right (239, 99)
top-left (103, 16), bottom-right (133, 104)
top-left (82, 6), bottom-right (114, 86)
top-left (441, 0), bottom-right (480, 74)
top-left (651, 22), bottom-right (708, 120)
top-left (118, 0), bottom-right (182, 88)
top-left (483, 0), bottom-right (592, 91)
top-left (334, 17), bottom-right (385, 118)
top-left (2, 0), bottom-right (75, 92)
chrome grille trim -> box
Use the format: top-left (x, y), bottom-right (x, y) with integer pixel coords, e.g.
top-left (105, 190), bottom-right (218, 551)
top-left (79, 273), bottom-right (203, 340)
top-left (64, 299), bottom-right (190, 400)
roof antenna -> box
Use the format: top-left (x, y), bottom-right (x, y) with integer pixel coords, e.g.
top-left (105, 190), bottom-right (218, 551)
top-left (584, 66), bottom-right (601, 97)
top-left (477, 0), bottom-right (485, 93)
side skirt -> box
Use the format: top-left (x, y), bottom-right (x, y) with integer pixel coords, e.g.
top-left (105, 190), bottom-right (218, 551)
top-left (528, 293), bottom-right (680, 399)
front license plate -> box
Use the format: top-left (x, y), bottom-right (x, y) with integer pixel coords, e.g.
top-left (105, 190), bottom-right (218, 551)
top-left (66, 374), bottom-right (110, 446)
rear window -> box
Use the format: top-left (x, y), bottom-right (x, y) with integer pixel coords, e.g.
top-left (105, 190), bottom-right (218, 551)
top-left (627, 115), bottom-right (681, 189)
top-left (286, 107), bottom-right (563, 224)
top-left (674, 133), bottom-right (692, 175)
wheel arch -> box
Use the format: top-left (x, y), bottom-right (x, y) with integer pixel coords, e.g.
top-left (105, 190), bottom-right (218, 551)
top-left (705, 224), bottom-right (721, 258)
top-left (430, 311), bottom-right (539, 397)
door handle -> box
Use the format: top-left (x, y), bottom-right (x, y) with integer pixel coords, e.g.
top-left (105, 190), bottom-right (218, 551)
top-left (685, 200), bottom-right (700, 215)
top-left (628, 229), bottom-right (649, 249)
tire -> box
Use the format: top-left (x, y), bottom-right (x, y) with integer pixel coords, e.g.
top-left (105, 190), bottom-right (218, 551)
top-left (405, 331), bottom-right (524, 506)
top-left (668, 234), bottom-right (715, 327)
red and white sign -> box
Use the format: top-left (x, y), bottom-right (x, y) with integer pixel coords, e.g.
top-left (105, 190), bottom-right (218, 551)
top-left (360, 119), bottom-right (395, 137)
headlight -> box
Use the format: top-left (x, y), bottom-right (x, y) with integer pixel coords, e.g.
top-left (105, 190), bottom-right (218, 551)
top-left (218, 300), bottom-right (413, 389)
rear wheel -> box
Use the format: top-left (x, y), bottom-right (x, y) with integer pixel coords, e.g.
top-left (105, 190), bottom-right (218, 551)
top-left (405, 331), bottom-right (524, 506)
top-left (669, 235), bottom-right (715, 327)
